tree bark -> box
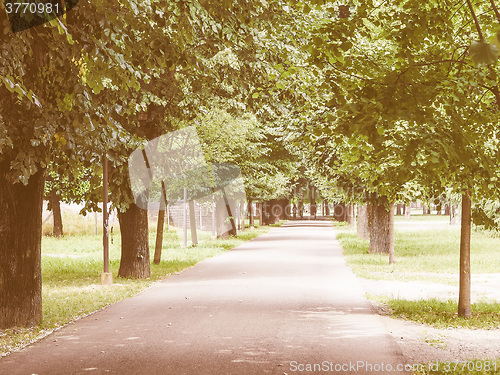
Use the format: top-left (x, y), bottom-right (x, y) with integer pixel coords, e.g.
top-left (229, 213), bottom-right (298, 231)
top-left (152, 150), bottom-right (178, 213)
top-left (458, 191), bottom-right (472, 319)
top-left (248, 199), bottom-right (254, 228)
top-left (216, 195), bottom-right (236, 237)
top-left (240, 202), bottom-right (246, 231)
top-left (49, 189), bottom-right (63, 237)
top-left (118, 203), bottom-right (151, 278)
top-left (261, 200), bottom-right (270, 226)
top-left (334, 203), bottom-right (347, 221)
top-left (276, 198), bottom-right (289, 220)
top-left (368, 196), bottom-right (395, 264)
top-left (357, 205), bottom-right (370, 239)
top-left (153, 208), bottom-right (164, 264)
top-left (0, 169), bottom-right (45, 328)
top-left (396, 204), bottom-right (404, 215)
top-left (444, 204), bottom-right (450, 216)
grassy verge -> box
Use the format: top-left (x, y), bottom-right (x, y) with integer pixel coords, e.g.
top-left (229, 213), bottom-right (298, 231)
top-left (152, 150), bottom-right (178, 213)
top-left (369, 296), bottom-right (500, 329)
top-left (337, 229), bottom-right (500, 281)
top-left (1, 222), bottom-right (279, 356)
top-left (413, 360), bottom-right (500, 374)
top-left (336, 226), bottom-right (500, 330)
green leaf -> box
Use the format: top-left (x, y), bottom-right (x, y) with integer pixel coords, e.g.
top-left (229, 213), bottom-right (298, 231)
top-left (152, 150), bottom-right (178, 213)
top-left (276, 82), bottom-right (285, 90)
top-left (470, 41), bottom-right (498, 66)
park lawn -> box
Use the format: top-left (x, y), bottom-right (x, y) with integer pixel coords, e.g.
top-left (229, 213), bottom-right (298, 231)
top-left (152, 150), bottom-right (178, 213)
top-left (0, 223), bottom-right (278, 357)
top-left (337, 223), bottom-right (500, 330)
top-left (337, 227), bottom-right (500, 282)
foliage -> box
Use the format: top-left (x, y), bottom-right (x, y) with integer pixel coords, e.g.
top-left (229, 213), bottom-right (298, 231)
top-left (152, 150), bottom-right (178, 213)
top-left (278, 0), bottom-right (500, 207)
top-left (472, 198), bottom-right (500, 231)
top-left (196, 109), bottom-right (281, 199)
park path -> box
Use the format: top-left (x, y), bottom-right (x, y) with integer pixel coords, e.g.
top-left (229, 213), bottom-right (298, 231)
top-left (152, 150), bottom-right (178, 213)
top-left (0, 221), bottom-right (409, 375)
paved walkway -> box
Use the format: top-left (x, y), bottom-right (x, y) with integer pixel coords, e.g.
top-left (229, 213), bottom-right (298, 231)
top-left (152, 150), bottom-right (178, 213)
top-left (0, 221), bottom-right (409, 374)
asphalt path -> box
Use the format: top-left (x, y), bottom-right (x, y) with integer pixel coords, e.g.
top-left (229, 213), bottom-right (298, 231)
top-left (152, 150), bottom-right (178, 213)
top-left (0, 220), bottom-right (409, 375)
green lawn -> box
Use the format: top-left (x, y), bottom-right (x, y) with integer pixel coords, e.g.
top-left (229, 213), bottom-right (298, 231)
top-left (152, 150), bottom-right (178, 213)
top-left (336, 225), bottom-right (500, 331)
top-left (337, 228), bottom-right (500, 282)
top-left (369, 296), bottom-right (500, 329)
top-left (1, 221), bottom-right (278, 356)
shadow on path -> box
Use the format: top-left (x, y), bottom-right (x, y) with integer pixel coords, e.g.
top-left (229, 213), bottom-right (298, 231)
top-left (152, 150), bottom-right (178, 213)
top-left (0, 220), bottom-right (410, 375)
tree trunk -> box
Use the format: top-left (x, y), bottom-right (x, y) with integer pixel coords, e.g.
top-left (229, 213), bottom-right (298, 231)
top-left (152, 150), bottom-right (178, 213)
top-left (436, 203), bottom-right (442, 215)
top-left (240, 202), bottom-right (246, 231)
top-left (404, 204), bottom-right (411, 220)
top-left (261, 200), bottom-right (270, 226)
top-left (216, 195), bottom-right (236, 237)
top-left (225, 194), bottom-right (237, 235)
top-left (248, 199), bottom-right (254, 228)
top-left (444, 204), bottom-right (450, 216)
top-left (118, 203), bottom-right (151, 278)
top-left (49, 189), bottom-right (63, 237)
top-left (277, 198), bottom-right (289, 220)
top-left (396, 204), bottom-right (404, 215)
top-left (368, 196), bottom-right (395, 264)
top-left (388, 204), bottom-right (395, 264)
top-left (153, 208), bottom-right (164, 264)
top-left (325, 200), bottom-right (330, 216)
top-left (334, 203), bottom-right (347, 222)
top-left (458, 191), bottom-right (472, 319)
top-left (0, 169), bottom-right (45, 328)
top-left (357, 205), bottom-right (370, 240)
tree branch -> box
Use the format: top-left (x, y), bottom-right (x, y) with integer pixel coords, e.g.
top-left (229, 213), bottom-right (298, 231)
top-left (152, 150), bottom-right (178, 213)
top-left (327, 62), bottom-right (387, 86)
top-left (411, 59), bottom-right (469, 67)
top-left (490, 0), bottom-right (500, 23)
top-left (466, 0), bottom-right (484, 40)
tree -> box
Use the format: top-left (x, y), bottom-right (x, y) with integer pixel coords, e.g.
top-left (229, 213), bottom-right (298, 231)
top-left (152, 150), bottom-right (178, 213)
top-left (294, 0), bottom-right (500, 316)
top-left (0, 0), bottom-right (265, 327)
top-left (0, 9), bottom-right (100, 327)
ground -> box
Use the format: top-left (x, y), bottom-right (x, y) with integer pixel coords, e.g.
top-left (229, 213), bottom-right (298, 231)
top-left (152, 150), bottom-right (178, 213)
top-left (376, 304), bottom-right (500, 364)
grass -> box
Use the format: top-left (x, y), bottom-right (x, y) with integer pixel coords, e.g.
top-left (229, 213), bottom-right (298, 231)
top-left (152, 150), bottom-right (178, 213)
top-left (336, 223), bottom-right (500, 331)
top-left (369, 296), bottom-right (500, 330)
top-left (413, 360), bottom-right (500, 374)
top-left (1, 214), bottom-right (279, 357)
top-left (337, 228), bottom-right (500, 280)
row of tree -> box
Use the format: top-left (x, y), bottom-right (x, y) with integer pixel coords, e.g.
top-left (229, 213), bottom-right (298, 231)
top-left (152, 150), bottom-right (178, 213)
top-left (2, 0), bottom-right (500, 328)
top-left (0, 0), bottom-right (299, 328)
top-left (278, 0), bottom-right (500, 318)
